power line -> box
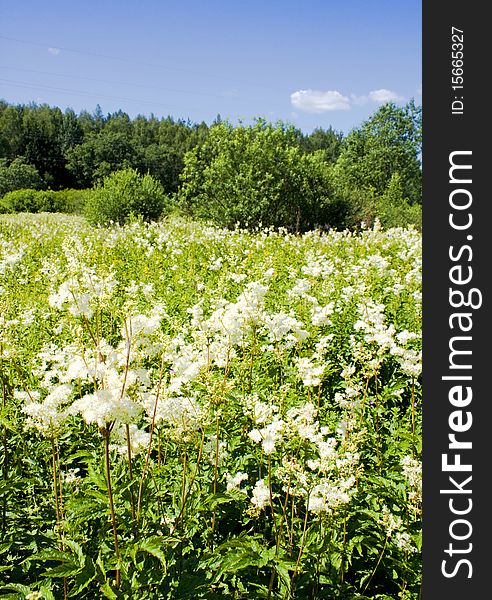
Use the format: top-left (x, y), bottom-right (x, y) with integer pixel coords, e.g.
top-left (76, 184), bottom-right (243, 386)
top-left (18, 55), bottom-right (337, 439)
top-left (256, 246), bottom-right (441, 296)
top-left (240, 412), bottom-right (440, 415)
top-left (0, 78), bottom-right (248, 120)
top-left (0, 33), bottom-right (273, 92)
top-left (0, 65), bottom-right (235, 100)
top-left (0, 77), bottom-right (201, 113)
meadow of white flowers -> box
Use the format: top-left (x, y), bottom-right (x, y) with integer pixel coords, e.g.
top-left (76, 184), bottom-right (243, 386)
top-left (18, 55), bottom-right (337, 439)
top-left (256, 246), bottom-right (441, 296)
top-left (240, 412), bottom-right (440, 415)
top-left (0, 213), bottom-right (421, 599)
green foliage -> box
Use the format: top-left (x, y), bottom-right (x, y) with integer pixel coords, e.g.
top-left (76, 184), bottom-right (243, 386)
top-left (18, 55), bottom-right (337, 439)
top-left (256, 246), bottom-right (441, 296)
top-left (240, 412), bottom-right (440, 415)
top-left (179, 120), bottom-right (347, 231)
top-left (335, 101), bottom-right (422, 209)
top-left (1, 188), bottom-right (91, 214)
top-left (375, 174), bottom-right (422, 229)
top-left (85, 168), bottom-right (167, 225)
top-left (0, 157), bottom-right (44, 196)
top-left (0, 100), bottom-right (422, 230)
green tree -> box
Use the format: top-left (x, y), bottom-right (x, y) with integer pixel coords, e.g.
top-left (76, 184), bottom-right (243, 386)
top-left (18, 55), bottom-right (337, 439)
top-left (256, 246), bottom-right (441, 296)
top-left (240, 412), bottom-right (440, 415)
top-left (301, 126), bottom-right (343, 163)
top-left (21, 104), bottom-right (67, 188)
top-left (179, 120), bottom-right (345, 231)
top-left (66, 130), bottom-right (137, 187)
top-left (335, 100), bottom-right (422, 206)
top-left (0, 157), bottom-right (44, 196)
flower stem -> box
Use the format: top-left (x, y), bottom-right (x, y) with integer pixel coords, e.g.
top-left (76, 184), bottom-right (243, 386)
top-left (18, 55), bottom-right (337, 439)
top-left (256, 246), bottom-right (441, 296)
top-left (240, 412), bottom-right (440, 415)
top-left (125, 424), bottom-right (136, 520)
top-left (363, 537), bottom-right (388, 594)
top-left (103, 427), bottom-right (121, 588)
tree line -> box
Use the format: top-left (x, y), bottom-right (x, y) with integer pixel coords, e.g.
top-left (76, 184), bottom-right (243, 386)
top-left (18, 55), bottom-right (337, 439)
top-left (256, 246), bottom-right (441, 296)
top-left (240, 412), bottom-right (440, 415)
top-left (0, 99), bottom-right (421, 230)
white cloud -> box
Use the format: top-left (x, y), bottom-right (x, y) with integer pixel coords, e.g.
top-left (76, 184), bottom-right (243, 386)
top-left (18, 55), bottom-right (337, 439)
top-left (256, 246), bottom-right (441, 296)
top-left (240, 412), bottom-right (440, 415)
top-left (368, 88), bottom-right (403, 103)
top-left (48, 47), bottom-right (60, 56)
top-left (290, 87), bottom-right (406, 113)
top-left (290, 89), bottom-right (350, 113)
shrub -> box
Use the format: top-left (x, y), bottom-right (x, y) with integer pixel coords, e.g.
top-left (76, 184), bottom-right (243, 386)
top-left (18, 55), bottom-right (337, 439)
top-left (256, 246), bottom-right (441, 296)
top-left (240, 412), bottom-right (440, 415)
top-left (1, 188), bottom-right (44, 213)
top-left (0, 157), bottom-right (44, 196)
top-left (0, 188), bottom-right (92, 214)
top-left (375, 173), bottom-right (422, 229)
top-left (85, 169), bottom-right (167, 225)
top-left (52, 189), bottom-right (92, 214)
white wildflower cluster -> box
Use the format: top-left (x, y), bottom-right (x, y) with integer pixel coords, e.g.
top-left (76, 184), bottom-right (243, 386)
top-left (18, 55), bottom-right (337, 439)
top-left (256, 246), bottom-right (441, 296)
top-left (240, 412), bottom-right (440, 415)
top-left (246, 399), bottom-right (360, 515)
top-left (354, 302), bottom-right (396, 351)
top-left (401, 455), bottom-right (422, 512)
top-left (295, 356), bottom-right (325, 387)
top-left (20, 385), bottom-right (72, 437)
top-left (248, 418), bottom-right (285, 455)
top-left (380, 505), bottom-right (418, 554)
top-left (311, 302), bottom-right (335, 327)
top-left (250, 479), bottom-right (270, 510)
top-left (262, 312), bottom-right (309, 347)
top-left (225, 471), bottom-right (248, 493)
top-left (353, 302), bottom-right (421, 377)
top-left (308, 475), bottom-right (356, 514)
top-left (48, 270), bottom-right (118, 319)
top-left (63, 467), bottom-right (82, 486)
top-left (243, 394), bottom-right (278, 425)
top-left (109, 423), bottom-right (150, 456)
top-left (0, 240), bottom-right (27, 274)
top-left (144, 394), bottom-right (203, 441)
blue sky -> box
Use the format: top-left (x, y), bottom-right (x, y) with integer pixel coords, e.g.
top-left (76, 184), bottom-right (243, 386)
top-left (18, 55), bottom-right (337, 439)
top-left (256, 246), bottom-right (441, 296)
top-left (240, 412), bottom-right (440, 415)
top-left (0, 0), bottom-right (421, 134)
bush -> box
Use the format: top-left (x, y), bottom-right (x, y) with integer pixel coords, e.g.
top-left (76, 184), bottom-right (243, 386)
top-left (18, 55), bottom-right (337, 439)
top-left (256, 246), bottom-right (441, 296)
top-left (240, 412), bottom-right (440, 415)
top-left (0, 157), bottom-right (44, 196)
top-left (52, 189), bottom-right (92, 214)
top-left (0, 188), bottom-right (91, 214)
top-left (375, 173), bottom-right (422, 229)
top-left (1, 189), bottom-right (44, 213)
top-left (178, 120), bottom-right (347, 232)
top-left (85, 169), bottom-right (167, 225)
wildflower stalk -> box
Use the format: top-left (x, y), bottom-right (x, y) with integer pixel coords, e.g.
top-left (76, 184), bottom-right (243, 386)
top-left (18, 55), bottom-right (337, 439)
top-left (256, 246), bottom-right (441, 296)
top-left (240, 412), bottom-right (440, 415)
top-left (374, 376), bottom-right (382, 472)
top-left (209, 412), bottom-right (220, 549)
top-left (1, 352), bottom-right (9, 534)
top-left (125, 424), bottom-right (136, 520)
top-left (120, 321), bottom-right (136, 519)
top-left (50, 436), bottom-right (63, 540)
top-left (277, 477), bottom-right (292, 552)
top-left (411, 376), bottom-right (415, 437)
top-left (359, 375), bottom-right (371, 428)
top-left (103, 425), bottom-right (121, 588)
top-left (248, 327), bottom-right (257, 393)
top-left (137, 359), bottom-right (165, 521)
top-left (340, 515), bottom-right (347, 583)
top-left (171, 428), bottom-right (205, 536)
top-left (292, 492), bottom-right (311, 585)
top-left (362, 536), bottom-right (388, 594)
top-left (50, 435), bottom-right (67, 600)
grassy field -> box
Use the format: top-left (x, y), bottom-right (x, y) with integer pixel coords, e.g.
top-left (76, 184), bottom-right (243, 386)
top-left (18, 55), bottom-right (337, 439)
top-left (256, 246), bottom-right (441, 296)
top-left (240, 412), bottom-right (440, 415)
top-left (0, 213), bottom-right (421, 599)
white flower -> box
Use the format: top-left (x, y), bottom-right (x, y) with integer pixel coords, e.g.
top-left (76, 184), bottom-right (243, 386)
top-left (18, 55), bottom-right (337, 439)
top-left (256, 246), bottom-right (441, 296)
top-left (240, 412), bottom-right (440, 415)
top-left (226, 471), bottom-right (248, 492)
top-left (295, 357), bottom-right (325, 387)
top-left (70, 389), bottom-right (140, 427)
top-left (248, 429), bottom-right (262, 444)
top-left (110, 423), bottom-right (150, 456)
top-left (311, 303), bottom-right (334, 327)
top-left (251, 479), bottom-right (270, 509)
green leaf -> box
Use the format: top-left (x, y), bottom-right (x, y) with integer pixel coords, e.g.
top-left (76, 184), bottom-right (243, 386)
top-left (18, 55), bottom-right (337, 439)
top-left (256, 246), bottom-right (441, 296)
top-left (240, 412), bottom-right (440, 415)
top-left (39, 585), bottom-right (56, 600)
top-left (0, 583), bottom-right (32, 596)
top-left (136, 536), bottom-right (169, 568)
top-left (100, 580), bottom-right (118, 600)
top-left (71, 556), bottom-right (97, 595)
top-left (65, 539), bottom-right (85, 568)
top-left (42, 562), bottom-right (81, 578)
